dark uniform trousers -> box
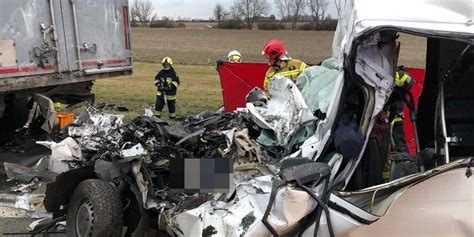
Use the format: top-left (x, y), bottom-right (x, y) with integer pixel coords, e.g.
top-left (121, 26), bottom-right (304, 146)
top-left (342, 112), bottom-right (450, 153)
top-left (388, 70), bottom-right (414, 154)
top-left (155, 95), bottom-right (176, 116)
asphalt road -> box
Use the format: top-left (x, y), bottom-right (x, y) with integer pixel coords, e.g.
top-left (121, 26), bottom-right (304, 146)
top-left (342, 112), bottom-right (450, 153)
top-left (0, 133), bottom-right (63, 236)
top-left (0, 217), bottom-right (66, 236)
top-left (0, 191), bottom-right (66, 236)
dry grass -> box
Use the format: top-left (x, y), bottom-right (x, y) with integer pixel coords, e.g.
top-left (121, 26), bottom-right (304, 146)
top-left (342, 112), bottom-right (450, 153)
top-left (93, 28), bottom-right (427, 119)
top-left (397, 34), bottom-right (427, 68)
top-left (93, 62), bottom-right (222, 120)
top-left (132, 28), bottom-right (335, 65)
top-left (182, 22), bottom-right (217, 29)
top-left (131, 28), bottom-right (426, 67)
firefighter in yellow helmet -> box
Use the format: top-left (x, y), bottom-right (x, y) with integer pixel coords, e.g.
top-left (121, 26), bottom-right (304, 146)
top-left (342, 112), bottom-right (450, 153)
top-left (154, 57), bottom-right (180, 119)
top-left (261, 40), bottom-right (307, 94)
top-left (227, 50), bottom-right (242, 63)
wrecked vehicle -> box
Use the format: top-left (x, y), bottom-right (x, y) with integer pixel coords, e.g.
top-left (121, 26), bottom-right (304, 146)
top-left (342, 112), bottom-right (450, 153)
top-left (39, 0), bottom-right (472, 236)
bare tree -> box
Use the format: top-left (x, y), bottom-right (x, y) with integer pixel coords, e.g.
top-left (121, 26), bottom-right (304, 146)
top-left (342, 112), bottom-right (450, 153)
top-left (214, 3), bottom-right (226, 26)
top-left (231, 0), bottom-right (270, 30)
top-left (274, 0), bottom-right (306, 30)
top-left (333, 0), bottom-right (342, 19)
top-left (307, 0), bottom-right (329, 29)
top-left (131, 0), bottom-right (155, 27)
top-left (321, 2), bottom-right (327, 21)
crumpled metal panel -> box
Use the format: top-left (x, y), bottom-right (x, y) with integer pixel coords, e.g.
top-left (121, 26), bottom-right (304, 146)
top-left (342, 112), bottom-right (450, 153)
top-left (355, 34), bottom-right (395, 118)
top-left (233, 128), bottom-right (262, 163)
top-left (342, 167), bottom-right (474, 237)
top-left (36, 137), bottom-right (83, 174)
top-left (68, 106), bottom-right (123, 150)
top-left (36, 137), bottom-right (82, 162)
top-left (120, 143), bottom-right (147, 162)
top-left (132, 159), bottom-right (159, 209)
top-left (33, 94), bottom-right (59, 133)
top-left (68, 106), bottom-right (123, 138)
top-left (247, 76), bottom-right (315, 147)
top-left (171, 175), bottom-right (317, 237)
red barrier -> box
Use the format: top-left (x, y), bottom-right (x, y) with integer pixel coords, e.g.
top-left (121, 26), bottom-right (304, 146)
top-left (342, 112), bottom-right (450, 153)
top-left (216, 62), bottom-right (269, 112)
top-left (404, 68), bottom-right (426, 156)
top-left (216, 63), bottom-right (425, 156)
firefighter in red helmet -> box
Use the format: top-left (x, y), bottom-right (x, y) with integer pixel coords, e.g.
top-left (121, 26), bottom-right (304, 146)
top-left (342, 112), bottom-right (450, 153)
top-left (262, 39), bottom-right (307, 94)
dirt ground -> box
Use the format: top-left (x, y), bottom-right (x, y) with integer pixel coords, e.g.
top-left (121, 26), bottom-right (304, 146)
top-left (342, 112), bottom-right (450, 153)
top-left (133, 28), bottom-right (335, 65)
top-left (131, 28), bottom-right (427, 67)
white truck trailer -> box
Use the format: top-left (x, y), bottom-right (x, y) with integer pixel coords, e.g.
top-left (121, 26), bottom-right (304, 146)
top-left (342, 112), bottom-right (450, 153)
top-left (0, 0), bottom-right (132, 133)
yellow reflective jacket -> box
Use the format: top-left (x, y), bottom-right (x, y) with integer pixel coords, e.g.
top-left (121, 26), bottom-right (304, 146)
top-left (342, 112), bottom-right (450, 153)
top-left (395, 70), bottom-right (413, 89)
top-left (264, 59), bottom-right (307, 93)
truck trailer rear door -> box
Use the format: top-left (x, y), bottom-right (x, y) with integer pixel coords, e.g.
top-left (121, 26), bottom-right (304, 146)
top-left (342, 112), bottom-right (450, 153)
top-left (58, 0), bottom-right (132, 73)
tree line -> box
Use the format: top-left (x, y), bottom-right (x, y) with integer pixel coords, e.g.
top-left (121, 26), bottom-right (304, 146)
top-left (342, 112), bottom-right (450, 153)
top-left (215, 0), bottom-right (343, 30)
top-left (131, 0), bottom-right (344, 31)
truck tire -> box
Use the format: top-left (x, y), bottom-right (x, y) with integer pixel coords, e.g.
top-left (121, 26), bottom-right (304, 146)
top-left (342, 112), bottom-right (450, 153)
top-left (66, 179), bottom-right (123, 237)
top-left (0, 97), bottom-right (29, 133)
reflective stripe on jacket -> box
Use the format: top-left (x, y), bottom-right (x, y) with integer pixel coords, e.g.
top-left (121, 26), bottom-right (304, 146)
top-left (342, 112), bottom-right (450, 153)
top-left (264, 59), bottom-right (307, 93)
top-left (155, 68), bottom-right (180, 97)
top-left (395, 70), bottom-right (413, 89)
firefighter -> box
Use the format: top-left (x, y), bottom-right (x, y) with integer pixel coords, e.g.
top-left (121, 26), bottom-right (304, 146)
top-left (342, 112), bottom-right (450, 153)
top-left (261, 39), bottom-right (307, 94)
top-left (387, 66), bottom-right (415, 154)
top-left (154, 57), bottom-right (180, 119)
top-left (227, 50), bottom-right (242, 63)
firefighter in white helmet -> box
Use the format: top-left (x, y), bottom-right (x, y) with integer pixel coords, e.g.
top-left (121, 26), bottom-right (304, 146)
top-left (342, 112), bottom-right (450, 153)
top-left (154, 56), bottom-right (180, 119)
top-left (227, 50), bottom-right (242, 63)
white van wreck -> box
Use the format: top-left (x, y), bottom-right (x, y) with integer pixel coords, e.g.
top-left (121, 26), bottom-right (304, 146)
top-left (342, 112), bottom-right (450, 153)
top-left (38, 0), bottom-right (472, 236)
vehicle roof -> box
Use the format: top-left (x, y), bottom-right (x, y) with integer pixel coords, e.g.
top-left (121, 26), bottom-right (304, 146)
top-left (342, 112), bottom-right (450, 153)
top-left (353, 0), bottom-right (472, 34)
top-left (332, 0), bottom-right (473, 63)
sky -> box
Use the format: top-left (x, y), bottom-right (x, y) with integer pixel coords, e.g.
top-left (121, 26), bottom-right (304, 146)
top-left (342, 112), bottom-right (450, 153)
top-left (139, 0), bottom-right (338, 20)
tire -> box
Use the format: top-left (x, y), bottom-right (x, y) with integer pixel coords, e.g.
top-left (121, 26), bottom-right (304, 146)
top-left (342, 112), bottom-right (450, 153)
top-left (0, 97), bottom-right (29, 133)
top-left (66, 179), bottom-right (123, 237)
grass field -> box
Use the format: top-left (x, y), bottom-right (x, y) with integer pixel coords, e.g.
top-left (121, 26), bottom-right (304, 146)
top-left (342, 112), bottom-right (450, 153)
top-left (132, 28), bottom-right (335, 65)
top-left (93, 62), bottom-right (223, 120)
top-left (131, 28), bottom-right (426, 67)
top-left (94, 28), bottom-right (427, 119)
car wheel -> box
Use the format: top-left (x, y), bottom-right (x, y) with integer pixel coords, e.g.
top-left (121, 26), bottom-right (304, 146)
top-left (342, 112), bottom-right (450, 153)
top-left (66, 179), bottom-right (123, 237)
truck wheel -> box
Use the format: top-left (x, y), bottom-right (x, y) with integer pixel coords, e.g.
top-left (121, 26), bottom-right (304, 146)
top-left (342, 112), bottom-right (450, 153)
top-left (66, 179), bottom-right (123, 237)
top-left (0, 97), bottom-right (29, 133)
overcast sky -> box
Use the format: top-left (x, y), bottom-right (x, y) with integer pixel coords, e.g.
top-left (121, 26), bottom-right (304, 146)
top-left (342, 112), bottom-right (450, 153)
top-left (142, 0), bottom-right (338, 20)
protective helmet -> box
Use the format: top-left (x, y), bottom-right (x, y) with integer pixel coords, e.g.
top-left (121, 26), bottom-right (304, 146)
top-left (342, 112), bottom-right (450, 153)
top-left (227, 50), bottom-right (242, 63)
top-left (53, 102), bottom-right (62, 111)
top-left (162, 57), bottom-right (173, 68)
top-left (262, 40), bottom-right (287, 60)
